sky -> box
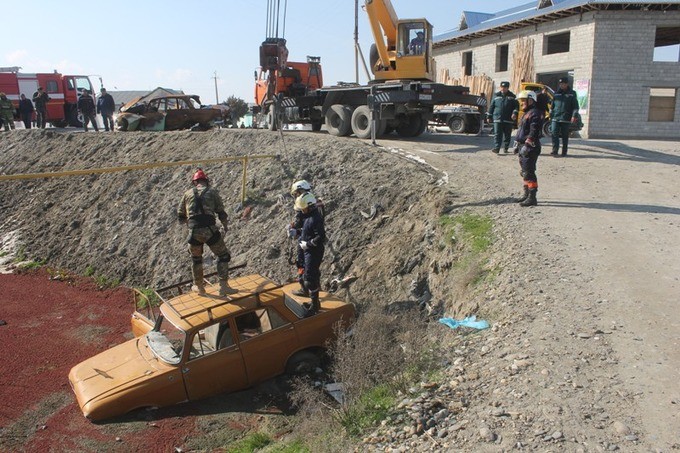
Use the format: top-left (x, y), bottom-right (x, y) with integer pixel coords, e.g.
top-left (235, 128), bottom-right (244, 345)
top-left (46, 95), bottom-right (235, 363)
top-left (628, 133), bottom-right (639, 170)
top-left (2, 1), bottom-right (543, 104)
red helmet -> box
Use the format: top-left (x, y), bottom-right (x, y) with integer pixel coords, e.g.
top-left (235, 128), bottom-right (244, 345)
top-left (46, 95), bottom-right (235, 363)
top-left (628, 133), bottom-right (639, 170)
top-left (192, 169), bottom-right (208, 182)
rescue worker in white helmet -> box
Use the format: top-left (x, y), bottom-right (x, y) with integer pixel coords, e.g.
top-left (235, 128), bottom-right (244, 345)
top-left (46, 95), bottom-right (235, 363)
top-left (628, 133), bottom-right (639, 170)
top-left (177, 168), bottom-right (237, 296)
top-left (514, 90), bottom-right (544, 207)
top-left (287, 180), bottom-right (324, 297)
top-left (295, 192), bottom-right (326, 317)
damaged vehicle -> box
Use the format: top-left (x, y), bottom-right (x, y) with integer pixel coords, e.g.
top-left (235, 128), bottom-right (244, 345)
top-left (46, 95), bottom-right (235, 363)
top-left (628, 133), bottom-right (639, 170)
top-left (115, 94), bottom-right (222, 131)
top-left (68, 274), bottom-right (355, 421)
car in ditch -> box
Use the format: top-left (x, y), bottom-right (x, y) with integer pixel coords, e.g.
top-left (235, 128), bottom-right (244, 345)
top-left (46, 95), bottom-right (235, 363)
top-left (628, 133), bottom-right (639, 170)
top-left (115, 93), bottom-right (222, 131)
top-left (68, 274), bottom-right (355, 421)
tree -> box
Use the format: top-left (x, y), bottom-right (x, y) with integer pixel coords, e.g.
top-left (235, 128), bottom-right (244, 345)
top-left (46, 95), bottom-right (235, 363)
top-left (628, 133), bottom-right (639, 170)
top-left (223, 96), bottom-right (249, 121)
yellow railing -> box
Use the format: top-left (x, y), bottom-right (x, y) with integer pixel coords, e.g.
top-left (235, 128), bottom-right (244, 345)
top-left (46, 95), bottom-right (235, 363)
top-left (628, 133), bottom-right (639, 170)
top-left (0, 154), bottom-right (278, 203)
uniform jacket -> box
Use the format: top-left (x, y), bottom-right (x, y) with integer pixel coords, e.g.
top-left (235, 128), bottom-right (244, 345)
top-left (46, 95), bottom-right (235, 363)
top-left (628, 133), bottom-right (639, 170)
top-left (77, 95), bottom-right (96, 115)
top-left (32, 91), bottom-right (50, 110)
top-left (515, 105), bottom-right (544, 149)
top-left (177, 184), bottom-right (228, 228)
top-left (19, 98), bottom-right (34, 115)
top-left (0, 97), bottom-right (14, 119)
top-left (550, 88), bottom-right (579, 123)
top-left (487, 90), bottom-right (518, 123)
top-left (300, 208), bottom-right (326, 252)
top-left (97, 93), bottom-right (115, 115)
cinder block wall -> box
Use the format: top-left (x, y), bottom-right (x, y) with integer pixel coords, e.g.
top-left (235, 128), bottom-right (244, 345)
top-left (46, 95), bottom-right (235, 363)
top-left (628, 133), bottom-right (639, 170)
top-left (590, 10), bottom-right (680, 139)
top-left (434, 9), bottom-right (680, 139)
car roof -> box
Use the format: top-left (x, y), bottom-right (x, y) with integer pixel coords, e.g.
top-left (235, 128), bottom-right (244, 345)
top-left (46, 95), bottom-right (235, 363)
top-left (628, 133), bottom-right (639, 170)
top-left (160, 274), bottom-right (280, 331)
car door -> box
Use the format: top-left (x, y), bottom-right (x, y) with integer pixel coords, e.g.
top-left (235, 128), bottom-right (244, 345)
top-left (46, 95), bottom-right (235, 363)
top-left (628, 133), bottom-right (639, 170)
top-left (235, 307), bottom-right (299, 384)
top-left (181, 320), bottom-right (249, 401)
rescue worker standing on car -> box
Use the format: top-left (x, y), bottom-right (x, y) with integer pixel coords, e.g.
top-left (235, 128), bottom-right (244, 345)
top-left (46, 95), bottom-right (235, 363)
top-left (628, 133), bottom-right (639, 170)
top-left (177, 169), bottom-right (237, 297)
top-left (549, 77), bottom-right (579, 157)
top-left (486, 81), bottom-right (518, 154)
top-left (77, 89), bottom-right (99, 132)
top-left (515, 90), bottom-right (544, 207)
top-left (296, 192), bottom-right (326, 317)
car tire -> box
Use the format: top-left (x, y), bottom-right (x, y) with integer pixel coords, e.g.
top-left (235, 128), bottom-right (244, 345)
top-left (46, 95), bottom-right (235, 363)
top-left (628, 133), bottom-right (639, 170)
top-left (285, 350), bottom-right (321, 376)
top-left (325, 104), bottom-right (352, 137)
top-left (447, 115), bottom-right (466, 134)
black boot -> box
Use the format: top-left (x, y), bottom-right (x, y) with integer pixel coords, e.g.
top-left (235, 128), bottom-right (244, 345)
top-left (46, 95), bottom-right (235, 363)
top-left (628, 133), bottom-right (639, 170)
top-left (516, 186), bottom-right (529, 203)
top-left (520, 189), bottom-right (537, 207)
top-left (292, 282), bottom-right (310, 297)
top-left (304, 291), bottom-right (320, 317)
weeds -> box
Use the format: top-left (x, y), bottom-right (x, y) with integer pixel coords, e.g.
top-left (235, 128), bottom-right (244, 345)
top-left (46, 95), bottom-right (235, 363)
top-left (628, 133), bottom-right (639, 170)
top-left (84, 265), bottom-right (95, 277)
top-left (0, 250), bottom-right (7, 257)
top-left (227, 432), bottom-right (271, 452)
top-left (93, 274), bottom-right (120, 289)
top-left (13, 246), bottom-right (27, 262)
top-left (19, 258), bottom-right (47, 270)
top-left (268, 439), bottom-right (310, 453)
top-left (134, 287), bottom-right (162, 309)
top-left (338, 384), bottom-right (395, 436)
top-left (439, 212), bottom-right (493, 253)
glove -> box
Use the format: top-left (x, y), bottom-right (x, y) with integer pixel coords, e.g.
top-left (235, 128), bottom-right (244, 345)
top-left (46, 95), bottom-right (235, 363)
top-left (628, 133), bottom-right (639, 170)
top-left (525, 137), bottom-right (535, 147)
top-left (287, 227), bottom-right (298, 239)
top-left (299, 240), bottom-right (309, 251)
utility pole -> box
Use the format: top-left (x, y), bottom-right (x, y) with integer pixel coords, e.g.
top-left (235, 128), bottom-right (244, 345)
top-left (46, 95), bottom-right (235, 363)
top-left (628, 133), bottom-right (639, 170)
top-left (212, 71), bottom-right (219, 104)
top-left (354, 0), bottom-right (359, 84)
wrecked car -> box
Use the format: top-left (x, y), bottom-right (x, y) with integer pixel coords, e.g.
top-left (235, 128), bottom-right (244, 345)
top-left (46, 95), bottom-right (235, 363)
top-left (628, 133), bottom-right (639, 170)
top-left (68, 274), bottom-right (355, 421)
top-left (115, 94), bottom-right (222, 131)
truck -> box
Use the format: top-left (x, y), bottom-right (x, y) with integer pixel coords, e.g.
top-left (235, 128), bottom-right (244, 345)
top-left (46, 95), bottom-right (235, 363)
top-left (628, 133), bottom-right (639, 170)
top-left (0, 66), bottom-right (96, 127)
top-left (253, 0), bottom-right (486, 139)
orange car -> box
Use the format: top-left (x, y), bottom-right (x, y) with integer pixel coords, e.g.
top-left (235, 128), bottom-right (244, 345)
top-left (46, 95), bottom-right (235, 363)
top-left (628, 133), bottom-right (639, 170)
top-left (68, 274), bottom-right (355, 421)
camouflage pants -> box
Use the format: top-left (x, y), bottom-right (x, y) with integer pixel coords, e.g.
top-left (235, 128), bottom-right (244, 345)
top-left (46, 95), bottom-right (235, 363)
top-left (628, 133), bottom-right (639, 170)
top-left (187, 226), bottom-right (231, 281)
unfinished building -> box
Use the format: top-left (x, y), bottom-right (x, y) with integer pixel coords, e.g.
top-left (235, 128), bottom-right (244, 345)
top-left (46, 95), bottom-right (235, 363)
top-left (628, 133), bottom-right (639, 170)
top-left (433, 0), bottom-right (680, 139)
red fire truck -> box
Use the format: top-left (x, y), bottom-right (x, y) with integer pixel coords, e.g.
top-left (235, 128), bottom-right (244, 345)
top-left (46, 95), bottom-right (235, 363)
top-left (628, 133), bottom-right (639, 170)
top-left (0, 66), bottom-right (96, 127)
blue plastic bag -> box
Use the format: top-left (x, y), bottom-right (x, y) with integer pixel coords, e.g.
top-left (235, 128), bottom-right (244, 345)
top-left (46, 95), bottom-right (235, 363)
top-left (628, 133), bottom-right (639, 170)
top-left (438, 315), bottom-right (489, 330)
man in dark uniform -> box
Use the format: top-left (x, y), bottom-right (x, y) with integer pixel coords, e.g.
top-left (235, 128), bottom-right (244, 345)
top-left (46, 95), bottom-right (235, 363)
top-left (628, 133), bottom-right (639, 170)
top-left (97, 88), bottom-right (116, 131)
top-left (288, 180), bottom-right (313, 297)
top-left (549, 77), bottom-right (579, 156)
top-left (18, 94), bottom-right (34, 129)
top-left (296, 192), bottom-right (326, 317)
top-left (32, 87), bottom-right (50, 129)
top-left (77, 89), bottom-right (99, 132)
top-left (177, 169), bottom-right (237, 296)
top-left (514, 90), bottom-right (544, 207)
top-left (486, 81), bottom-right (518, 154)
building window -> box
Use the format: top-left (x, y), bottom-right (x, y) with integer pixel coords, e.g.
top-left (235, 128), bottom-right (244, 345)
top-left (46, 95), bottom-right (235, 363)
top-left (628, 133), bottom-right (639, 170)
top-left (648, 88), bottom-right (676, 122)
top-left (462, 51), bottom-right (473, 76)
top-left (544, 32), bottom-right (570, 55)
top-left (653, 27), bottom-right (680, 62)
top-left (496, 44), bottom-right (509, 72)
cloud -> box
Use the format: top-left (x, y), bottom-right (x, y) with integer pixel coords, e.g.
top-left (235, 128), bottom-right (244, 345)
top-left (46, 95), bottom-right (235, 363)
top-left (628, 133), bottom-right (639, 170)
top-left (5, 49), bottom-right (28, 65)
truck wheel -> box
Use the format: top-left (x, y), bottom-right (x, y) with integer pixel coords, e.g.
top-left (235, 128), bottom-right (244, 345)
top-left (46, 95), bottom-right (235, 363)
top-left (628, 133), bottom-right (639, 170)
top-left (285, 350), bottom-right (320, 376)
top-left (465, 116), bottom-right (481, 134)
top-left (447, 115), bottom-right (466, 134)
top-left (542, 120), bottom-right (551, 138)
top-left (396, 115), bottom-right (422, 137)
top-left (267, 109), bottom-right (278, 132)
top-left (325, 104), bottom-right (351, 136)
top-left (51, 120), bottom-right (68, 128)
top-left (351, 105), bottom-right (373, 139)
top-left (68, 108), bottom-right (83, 127)
top-left (311, 120), bottom-right (322, 132)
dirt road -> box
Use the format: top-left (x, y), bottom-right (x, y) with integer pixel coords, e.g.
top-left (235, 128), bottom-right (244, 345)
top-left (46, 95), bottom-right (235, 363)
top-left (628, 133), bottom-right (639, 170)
top-left (376, 131), bottom-right (680, 450)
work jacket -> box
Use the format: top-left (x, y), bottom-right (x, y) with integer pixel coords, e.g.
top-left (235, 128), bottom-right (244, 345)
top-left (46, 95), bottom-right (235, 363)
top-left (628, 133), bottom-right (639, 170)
top-left (515, 105), bottom-right (544, 148)
top-left (550, 88), bottom-right (579, 123)
top-left (97, 93), bottom-right (115, 114)
top-left (177, 183), bottom-right (228, 228)
top-left (487, 90), bottom-right (518, 123)
top-left (300, 207), bottom-right (326, 253)
top-left (19, 99), bottom-right (34, 115)
top-left (32, 91), bottom-right (49, 110)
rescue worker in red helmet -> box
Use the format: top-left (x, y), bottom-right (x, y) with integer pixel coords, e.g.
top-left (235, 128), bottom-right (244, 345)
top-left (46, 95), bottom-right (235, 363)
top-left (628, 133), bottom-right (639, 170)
top-left (296, 192), bottom-right (326, 317)
top-left (177, 168), bottom-right (237, 296)
top-left (514, 90), bottom-right (544, 206)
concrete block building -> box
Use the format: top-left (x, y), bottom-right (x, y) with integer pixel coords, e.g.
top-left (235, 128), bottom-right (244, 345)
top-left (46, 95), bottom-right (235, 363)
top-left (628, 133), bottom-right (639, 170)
top-left (433, 0), bottom-right (680, 138)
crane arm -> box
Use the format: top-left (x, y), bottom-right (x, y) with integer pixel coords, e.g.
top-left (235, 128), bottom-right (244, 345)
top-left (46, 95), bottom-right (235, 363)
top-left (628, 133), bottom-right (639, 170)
top-left (364, 0), bottom-right (398, 69)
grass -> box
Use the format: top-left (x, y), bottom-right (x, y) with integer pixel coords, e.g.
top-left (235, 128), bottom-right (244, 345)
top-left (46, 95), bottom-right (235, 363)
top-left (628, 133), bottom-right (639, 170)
top-left (135, 287), bottom-right (162, 309)
top-left (20, 258), bottom-right (47, 270)
top-left (227, 432), bottom-right (272, 453)
top-left (268, 439), bottom-right (310, 453)
top-left (339, 384), bottom-right (396, 437)
top-left (0, 250), bottom-right (7, 257)
top-left (13, 247), bottom-right (27, 262)
top-left (439, 212), bottom-right (493, 253)
top-left (84, 265), bottom-right (95, 277)
top-left (93, 274), bottom-right (120, 289)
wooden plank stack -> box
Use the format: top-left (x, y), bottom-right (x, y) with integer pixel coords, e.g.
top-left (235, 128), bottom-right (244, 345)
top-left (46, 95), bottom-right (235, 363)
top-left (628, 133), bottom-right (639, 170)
top-left (510, 37), bottom-right (536, 94)
top-left (437, 69), bottom-right (494, 106)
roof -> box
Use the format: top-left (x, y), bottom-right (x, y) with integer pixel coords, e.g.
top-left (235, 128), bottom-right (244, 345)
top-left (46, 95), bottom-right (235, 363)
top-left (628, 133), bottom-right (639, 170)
top-left (161, 274), bottom-right (279, 330)
top-left (106, 87), bottom-right (184, 107)
top-left (435, 0), bottom-right (680, 47)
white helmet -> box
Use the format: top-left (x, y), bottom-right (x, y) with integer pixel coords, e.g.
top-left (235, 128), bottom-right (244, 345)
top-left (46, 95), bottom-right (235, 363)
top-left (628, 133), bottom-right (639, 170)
top-left (290, 180), bottom-right (312, 197)
top-left (294, 192), bottom-right (317, 211)
top-left (517, 90), bottom-right (537, 102)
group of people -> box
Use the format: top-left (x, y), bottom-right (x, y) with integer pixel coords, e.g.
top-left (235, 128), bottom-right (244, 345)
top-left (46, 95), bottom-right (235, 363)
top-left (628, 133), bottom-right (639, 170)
top-left (487, 77), bottom-right (580, 207)
top-left (177, 170), bottom-right (326, 318)
top-left (0, 86), bottom-right (115, 131)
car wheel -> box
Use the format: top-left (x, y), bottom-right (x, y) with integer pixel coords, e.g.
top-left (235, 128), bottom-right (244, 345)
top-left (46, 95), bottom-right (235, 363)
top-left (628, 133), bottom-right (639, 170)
top-left (285, 350), bottom-right (321, 376)
top-left (542, 120), bottom-right (551, 138)
top-left (117, 118), bottom-right (128, 131)
top-left (447, 115), bottom-right (466, 134)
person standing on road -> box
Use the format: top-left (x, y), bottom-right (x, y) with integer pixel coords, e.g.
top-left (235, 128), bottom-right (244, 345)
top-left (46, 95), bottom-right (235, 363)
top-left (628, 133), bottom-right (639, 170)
top-left (32, 87), bottom-right (50, 129)
top-left (18, 94), bottom-right (34, 129)
top-left (296, 192), bottom-right (326, 317)
top-left (549, 77), bottom-right (579, 157)
top-left (97, 88), bottom-right (115, 132)
top-left (514, 90), bottom-right (544, 207)
top-left (77, 89), bottom-right (98, 132)
top-left (0, 93), bottom-right (16, 131)
top-left (486, 81), bottom-right (518, 154)
top-left (177, 168), bottom-right (237, 297)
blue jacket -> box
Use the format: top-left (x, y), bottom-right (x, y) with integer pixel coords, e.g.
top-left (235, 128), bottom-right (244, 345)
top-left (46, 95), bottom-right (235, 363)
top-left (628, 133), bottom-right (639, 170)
top-left (97, 93), bottom-right (115, 114)
top-left (551, 88), bottom-right (579, 123)
top-left (487, 90), bottom-right (518, 123)
top-left (300, 208), bottom-right (325, 252)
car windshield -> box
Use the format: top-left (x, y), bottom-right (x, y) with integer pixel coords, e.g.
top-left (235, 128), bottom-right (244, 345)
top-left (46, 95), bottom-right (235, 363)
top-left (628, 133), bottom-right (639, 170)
top-left (146, 316), bottom-right (186, 365)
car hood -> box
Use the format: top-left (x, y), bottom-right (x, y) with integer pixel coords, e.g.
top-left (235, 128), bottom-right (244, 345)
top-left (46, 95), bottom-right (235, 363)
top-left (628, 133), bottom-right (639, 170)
top-left (69, 335), bottom-right (173, 410)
